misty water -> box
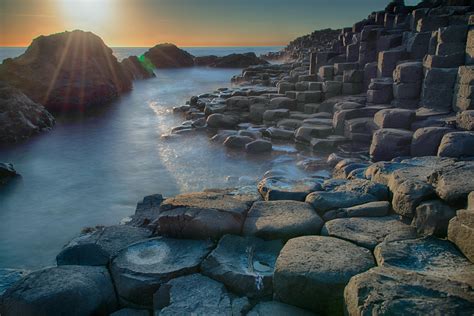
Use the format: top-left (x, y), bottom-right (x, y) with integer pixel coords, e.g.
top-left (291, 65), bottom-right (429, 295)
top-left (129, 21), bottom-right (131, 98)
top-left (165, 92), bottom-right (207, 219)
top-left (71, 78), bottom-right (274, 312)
top-left (0, 46), bottom-right (313, 269)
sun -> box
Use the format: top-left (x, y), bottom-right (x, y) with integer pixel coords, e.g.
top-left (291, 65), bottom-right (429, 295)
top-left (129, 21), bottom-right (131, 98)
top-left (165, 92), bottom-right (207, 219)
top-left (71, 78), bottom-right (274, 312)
top-left (58, 0), bottom-right (113, 30)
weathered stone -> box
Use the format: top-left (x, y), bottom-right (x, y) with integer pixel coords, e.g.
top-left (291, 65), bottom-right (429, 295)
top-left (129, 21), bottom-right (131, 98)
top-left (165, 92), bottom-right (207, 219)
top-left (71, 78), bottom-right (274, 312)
top-left (245, 140), bottom-right (272, 154)
top-left (258, 177), bottom-right (322, 201)
top-left (153, 274), bottom-right (233, 315)
top-left (306, 191), bottom-right (378, 216)
top-left (225, 96), bottom-right (250, 111)
top-left (155, 192), bottom-right (250, 239)
top-left (437, 131), bottom-right (474, 158)
top-left (247, 301), bottom-right (315, 316)
top-left (377, 49), bottom-right (406, 77)
top-left (374, 237), bottom-right (474, 285)
top-left (0, 268), bottom-right (29, 296)
top-left (274, 236), bottom-right (374, 315)
top-left (56, 225), bottom-right (151, 266)
top-left (412, 200), bottom-right (456, 237)
top-left (370, 128), bottom-right (413, 162)
top-left (207, 114), bottom-right (239, 128)
top-left (322, 215), bottom-right (416, 250)
top-left (340, 201), bottom-right (391, 218)
top-left (429, 161), bottom-right (474, 204)
top-left (242, 200), bottom-right (323, 240)
top-left (448, 209), bottom-right (474, 263)
top-left (224, 135), bottom-right (254, 149)
top-left (264, 127), bottom-right (294, 140)
top-left (374, 109), bottom-right (415, 129)
top-left (393, 82), bottom-right (421, 100)
top-left (393, 61), bottom-right (423, 83)
top-left (277, 118), bottom-right (303, 130)
top-left (201, 235), bottom-right (283, 298)
top-left (120, 55), bottom-right (155, 81)
top-left (110, 237), bottom-right (214, 307)
top-left (423, 52), bottom-right (464, 69)
top-left (344, 267), bottom-right (474, 316)
top-left (294, 125), bottom-right (333, 143)
top-left (411, 127), bottom-right (453, 157)
top-left (262, 109), bottom-right (290, 123)
top-left (0, 265), bottom-right (117, 316)
top-left (325, 178), bottom-right (389, 200)
top-left (457, 110), bottom-right (474, 131)
top-left (269, 97), bottom-right (297, 110)
top-left (277, 82), bottom-right (295, 95)
top-left (145, 43), bottom-right (194, 68)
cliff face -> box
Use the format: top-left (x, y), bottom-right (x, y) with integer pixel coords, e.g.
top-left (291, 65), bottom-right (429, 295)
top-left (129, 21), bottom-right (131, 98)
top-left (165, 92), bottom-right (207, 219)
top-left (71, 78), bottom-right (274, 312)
top-left (0, 30), bottom-right (132, 112)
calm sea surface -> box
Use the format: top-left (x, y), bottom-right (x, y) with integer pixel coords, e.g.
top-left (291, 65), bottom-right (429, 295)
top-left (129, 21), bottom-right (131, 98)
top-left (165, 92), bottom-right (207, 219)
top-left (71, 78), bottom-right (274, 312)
top-left (0, 46), bottom-right (311, 269)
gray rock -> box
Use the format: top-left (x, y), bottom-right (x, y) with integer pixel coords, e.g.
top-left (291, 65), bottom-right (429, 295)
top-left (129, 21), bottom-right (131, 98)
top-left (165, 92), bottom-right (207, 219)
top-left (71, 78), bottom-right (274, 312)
top-left (242, 200), bottom-right (323, 240)
top-left (258, 177), bottom-right (322, 201)
top-left (56, 225), bottom-right (151, 266)
top-left (370, 128), bottom-right (413, 162)
top-left (110, 308), bottom-right (149, 316)
top-left (393, 61), bottom-right (423, 83)
top-left (412, 200), bottom-right (456, 237)
top-left (326, 178), bottom-right (389, 200)
top-left (274, 236), bottom-right (374, 315)
top-left (0, 162), bottom-right (19, 185)
top-left (374, 237), bottom-right (474, 285)
top-left (411, 127), bottom-right (453, 157)
top-left (224, 135), bottom-right (254, 149)
top-left (0, 268), bottom-right (29, 296)
top-left (294, 125), bottom-right (333, 143)
top-left (247, 301), bottom-right (315, 316)
top-left (207, 114), bottom-right (239, 129)
top-left (457, 110), bottom-right (474, 131)
top-left (0, 265), bottom-right (117, 316)
top-left (306, 191), bottom-right (378, 216)
top-left (110, 237), bottom-right (214, 307)
top-left (201, 235), bottom-right (283, 298)
top-left (437, 132), bottom-right (474, 158)
top-left (429, 161), bottom-right (474, 204)
top-left (245, 140), bottom-right (272, 154)
top-left (448, 209), bottom-right (474, 263)
top-left (321, 215), bottom-right (416, 250)
top-left (264, 127), bottom-right (294, 140)
top-left (374, 109), bottom-right (415, 129)
top-left (127, 194), bottom-right (164, 228)
top-left (344, 267), bottom-right (474, 316)
top-left (154, 274), bottom-right (232, 315)
top-left (155, 192), bottom-right (250, 239)
top-left (269, 97), bottom-right (297, 110)
top-left (225, 96), bottom-right (250, 111)
top-left (263, 109), bottom-right (290, 123)
top-left (342, 201), bottom-right (391, 218)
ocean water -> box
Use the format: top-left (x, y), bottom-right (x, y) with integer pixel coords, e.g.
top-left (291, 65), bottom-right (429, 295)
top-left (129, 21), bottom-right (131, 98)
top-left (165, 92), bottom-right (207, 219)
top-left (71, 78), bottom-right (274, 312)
top-left (0, 46), bottom-right (307, 269)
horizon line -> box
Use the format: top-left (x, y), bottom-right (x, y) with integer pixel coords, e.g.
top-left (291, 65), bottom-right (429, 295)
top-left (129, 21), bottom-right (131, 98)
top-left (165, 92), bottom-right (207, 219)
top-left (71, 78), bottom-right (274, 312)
top-left (1, 44), bottom-right (287, 48)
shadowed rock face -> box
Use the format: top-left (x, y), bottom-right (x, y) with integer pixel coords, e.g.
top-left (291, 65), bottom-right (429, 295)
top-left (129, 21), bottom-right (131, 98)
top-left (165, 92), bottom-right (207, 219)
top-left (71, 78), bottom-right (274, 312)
top-left (0, 82), bottom-right (55, 143)
top-left (144, 43), bottom-right (195, 68)
top-left (0, 30), bottom-right (132, 112)
top-left (195, 53), bottom-right (269, 68)
top-left (120, 55), bottom-right (156, 81)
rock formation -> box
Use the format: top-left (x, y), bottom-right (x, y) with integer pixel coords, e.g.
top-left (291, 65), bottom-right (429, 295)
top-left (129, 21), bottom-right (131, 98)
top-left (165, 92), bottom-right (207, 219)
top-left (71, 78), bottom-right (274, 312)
top-left (195, 53), bottom-right (269, 68)
top-left (0, 30), bottom-right (132, 112)
top-left (144, 43), bottom-right (195, 68)
top-left (120, 55), bottom-right (155, 81)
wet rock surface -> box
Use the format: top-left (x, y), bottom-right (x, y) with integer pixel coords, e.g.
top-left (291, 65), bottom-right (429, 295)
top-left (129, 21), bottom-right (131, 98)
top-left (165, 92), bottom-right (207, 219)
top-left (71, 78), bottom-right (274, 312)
top-left (110, 237), bottom-right (214, 307)
top-left (201, 235), bottom-right (283, 298)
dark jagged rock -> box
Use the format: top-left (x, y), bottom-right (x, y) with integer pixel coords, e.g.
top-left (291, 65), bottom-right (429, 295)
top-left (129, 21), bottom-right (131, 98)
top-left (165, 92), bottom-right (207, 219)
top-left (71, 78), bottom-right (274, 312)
top-left (0, 30), bottom-right (132, 112)
top-left (0, 268), bottom-right (29, 296)
top-left (120, 55), bottom-right (155, 81)
top-left (0, 82), bottom-right (54, 143)
top-left (144, 43), bottom-right (195, 68)
top-left (195, 53), bottom-right (269, 68)
top-left (0, 162), bottom-right (19, 185)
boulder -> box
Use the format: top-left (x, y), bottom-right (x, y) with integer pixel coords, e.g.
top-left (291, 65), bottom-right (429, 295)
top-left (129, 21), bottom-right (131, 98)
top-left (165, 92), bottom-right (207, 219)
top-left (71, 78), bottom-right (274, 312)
top-left (412, 200), bottom-right (456, 237)
top-left (245, 140), bottom-right (272, 154)
top-left (195, 53), bottom-right (268, 68)
top-left (207, 114), bottom-right (239, 128)
top-left (410, 127), bottom-right (453, 157)
top-left (242, 200), bottom-right (323, 240)
top-left (325, 178), bottom-right (389, 200)
top-left (201, 235), bottom-right (283, 298)
top-left (126, 194), bottom-right (164, 228)
top-left (374, 237), bottom-right (474, 285)
top-left (306, 191), bottom-right (379, 216)
top-left (0, 162), bottom-right (19, 185)
top-left (344, 267), bottom-right (474, 316)
top-left (120, 55), bottom-right (155, 81)
top-left (325, 201), bottom-right (390, 220)
top-left (437, 131), bottom-right (474, 158)
top-left (110, 237), bottom-right (214, 307)
top-left (56, 225), bottom-right (152, 266)
top-left (264, 127), bottom-right (294, 140)
top-left (448, 209), bottom-right (474, 263)
top-left (223, 135), bottom-right (254, 149)
top-left (258, 177), bottom-right (322, 201)
top-left (370, 128), bottom-right (413, 162)
top-left (144, 43), bottom-right (194, 68)
top-left (457, 110), bottom-right (474, 131)
top-left (153, 274), bottom-right (233, 315)
top-left (321, 215), bottom-right (416, 250)
top-left (429, 161), bottom-right (474, 203)
top-left (0, 265), bottom-right (117, 316)
top-left (247, 301), bottom-right (315, 316)
top-left (269, 97), bottom-right (297, 110)
top-left (0, 82), bottom-right (55, 143)
top-left (226, 96), bottom-right (250, 111)
top-left (393, 61), bottom-right (423, 83)
top-left (154, 192), bottom-right (250, 239)
top-left (274, 236), bottom-right (374, 315)
top-left (263, 109), bottom-right (290, 123)
top-left (0, 30), bottom-right (131, 111)
top-left (373, 109), bottom-right (415, 129)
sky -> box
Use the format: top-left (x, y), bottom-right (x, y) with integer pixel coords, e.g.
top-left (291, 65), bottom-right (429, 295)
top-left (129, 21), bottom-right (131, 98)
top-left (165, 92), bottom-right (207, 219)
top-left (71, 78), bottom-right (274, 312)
top-left (0, 0), bottom-right (421, 47)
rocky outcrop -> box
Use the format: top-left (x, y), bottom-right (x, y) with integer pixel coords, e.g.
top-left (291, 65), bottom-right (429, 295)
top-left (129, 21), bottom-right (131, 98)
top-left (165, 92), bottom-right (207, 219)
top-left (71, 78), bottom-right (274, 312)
top-left (0, 162), bottom-right (19, 185)
top-left (0, 30), bottom-right (132, 112)
top-left (144, 43), bottom-right (195, 68)
top-left (195, 53), bottom-right (269, 68)
top-left (120, 55), bottom-right (155, 81)
top-left (0, 82), bottom-right (54, 143)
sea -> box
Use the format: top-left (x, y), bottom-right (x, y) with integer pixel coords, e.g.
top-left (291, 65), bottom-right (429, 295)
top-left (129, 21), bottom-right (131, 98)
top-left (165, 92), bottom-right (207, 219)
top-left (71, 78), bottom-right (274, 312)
top-left (0, 46), bottom-right (311, 269)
